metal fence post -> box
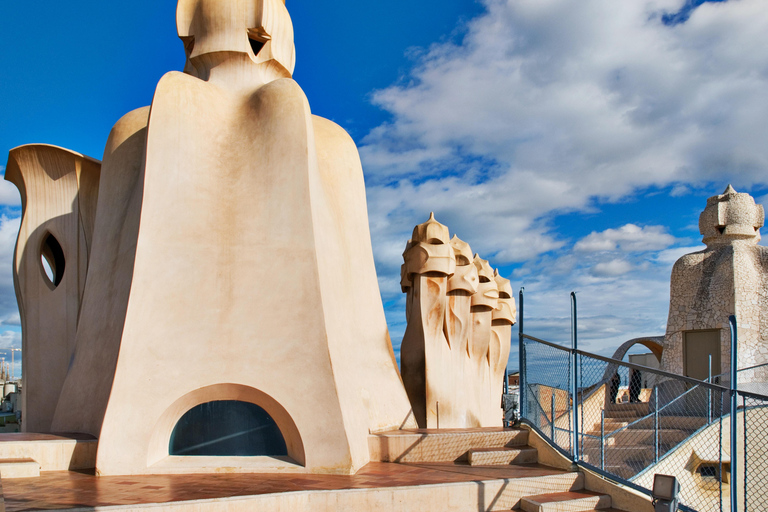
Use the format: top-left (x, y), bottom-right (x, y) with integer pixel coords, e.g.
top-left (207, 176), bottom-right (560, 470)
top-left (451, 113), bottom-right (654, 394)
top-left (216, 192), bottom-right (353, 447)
top-left (551, 393), bottom-right (556, 442)
top-left (743, 393), bottom-right (747, 511)
top-left (730, 315), bottom-right (738, 512)
top-left (519, 287), bottom-right (525, 420)
top-left (503, 369), bottom-right (508, 428)
top-left (600, 409), bottom-right (605, 471)
top-left (708, 354), bottom-right (712, 424)
top-left (654, 388), bottom-right (659, 464)
top-left (570, 292), bottom-right (579, 463)
top-left (719, 392), bottom-right (723, 511)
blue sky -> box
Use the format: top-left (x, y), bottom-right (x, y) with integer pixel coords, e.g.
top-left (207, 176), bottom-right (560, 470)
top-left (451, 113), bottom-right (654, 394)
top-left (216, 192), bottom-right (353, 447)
top-left (1, 0), bottom-right (767, 377)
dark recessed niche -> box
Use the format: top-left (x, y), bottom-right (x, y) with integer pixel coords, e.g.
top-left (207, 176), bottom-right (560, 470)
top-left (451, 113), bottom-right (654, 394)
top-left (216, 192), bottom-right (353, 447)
top-left (249, 38), bottom-right (266, 57)
top-left (698, 464), bottom-right (727, 483)
top-left (247, 27), bottom-right (270, 57)
top-left (40, 233), bottom-right (65, 288)
top-left (169, 400), bottom-right (287, 457)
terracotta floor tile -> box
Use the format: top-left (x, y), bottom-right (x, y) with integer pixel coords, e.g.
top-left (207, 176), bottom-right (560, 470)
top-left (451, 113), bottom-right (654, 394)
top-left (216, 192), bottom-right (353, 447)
top-left (2, 461), bottom-right (570, 511)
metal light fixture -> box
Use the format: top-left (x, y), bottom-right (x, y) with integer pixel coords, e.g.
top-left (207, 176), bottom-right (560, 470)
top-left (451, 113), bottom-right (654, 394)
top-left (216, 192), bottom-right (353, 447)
top-left (652, 474), bottom-right (680, 512)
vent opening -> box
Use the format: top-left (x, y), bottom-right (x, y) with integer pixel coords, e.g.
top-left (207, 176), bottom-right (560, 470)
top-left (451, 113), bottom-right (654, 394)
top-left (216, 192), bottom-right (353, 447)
top-left (170, 400), bottom-right (287, 457)
top-left (40, 233), bottom-right (65, 288)
top-left (247, 27), bottom-right (270, 57)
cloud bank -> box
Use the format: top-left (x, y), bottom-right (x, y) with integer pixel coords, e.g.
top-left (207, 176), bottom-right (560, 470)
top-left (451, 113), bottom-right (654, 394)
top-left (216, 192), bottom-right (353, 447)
top-left (361, 0), bottom-right (768, 358)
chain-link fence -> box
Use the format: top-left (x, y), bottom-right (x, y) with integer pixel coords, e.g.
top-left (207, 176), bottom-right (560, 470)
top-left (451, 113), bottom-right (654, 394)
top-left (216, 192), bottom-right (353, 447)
top-left (517, 293), bottom-right (768, 512)
top-left (739, 390), bottom-right (768, 512)
top-left (520, 334), bottom-right (574, 454)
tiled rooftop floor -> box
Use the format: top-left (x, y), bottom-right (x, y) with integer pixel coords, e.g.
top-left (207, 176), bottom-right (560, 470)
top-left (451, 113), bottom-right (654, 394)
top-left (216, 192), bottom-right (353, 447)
top-left (2, 462), bottom-right (567, 511)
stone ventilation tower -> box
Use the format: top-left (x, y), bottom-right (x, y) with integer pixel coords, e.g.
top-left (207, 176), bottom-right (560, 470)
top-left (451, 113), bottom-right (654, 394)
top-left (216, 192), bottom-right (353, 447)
top-left (662, 186), bottom-right (768, 389)
top-left (5, 0), bottom-right (416, 476)
top-left (400, 213), bottom-right (516, 428)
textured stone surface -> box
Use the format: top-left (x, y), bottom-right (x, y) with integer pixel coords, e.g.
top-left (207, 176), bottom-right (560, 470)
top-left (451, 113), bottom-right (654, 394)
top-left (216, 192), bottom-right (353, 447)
top-left (662, 185), bottom-right (767, 386)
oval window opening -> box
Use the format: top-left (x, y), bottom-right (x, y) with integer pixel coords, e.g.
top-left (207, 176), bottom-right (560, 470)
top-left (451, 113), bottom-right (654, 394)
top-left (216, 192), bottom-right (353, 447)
top-left (40, 233), bottom-right (65, 288)
top-left (169, 400), bottom-right (287, 457)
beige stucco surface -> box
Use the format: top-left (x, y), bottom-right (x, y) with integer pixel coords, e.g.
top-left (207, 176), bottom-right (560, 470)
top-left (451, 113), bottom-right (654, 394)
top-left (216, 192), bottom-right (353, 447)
top-left (0, 435), bottom-right (96, 471)
top-left (4, 145), bottom-right (101, 433)
top-left (50, 106), bottom-right (150, 438)
top-left (8, 0), bottom-right (414, 476)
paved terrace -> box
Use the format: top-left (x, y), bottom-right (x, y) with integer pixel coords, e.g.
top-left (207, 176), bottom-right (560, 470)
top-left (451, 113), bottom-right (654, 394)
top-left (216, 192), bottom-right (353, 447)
top-left (2, 462), bottom-right (567, 511)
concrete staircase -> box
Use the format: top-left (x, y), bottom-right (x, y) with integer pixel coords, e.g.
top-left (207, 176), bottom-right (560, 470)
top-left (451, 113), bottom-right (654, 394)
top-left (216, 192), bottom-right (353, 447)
top-left (468, 446), bottom-right (539, 466)
top-left (520, 491), bottom-right (618, 512)
top-left (581, 403), bottom-right (704, 479)
top-left (372, 428), bottom-right (631, 511)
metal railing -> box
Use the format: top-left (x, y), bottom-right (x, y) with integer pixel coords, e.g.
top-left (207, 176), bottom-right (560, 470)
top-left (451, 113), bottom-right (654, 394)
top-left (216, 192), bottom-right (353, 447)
top-left (518, 289), bottom-right (768, 512)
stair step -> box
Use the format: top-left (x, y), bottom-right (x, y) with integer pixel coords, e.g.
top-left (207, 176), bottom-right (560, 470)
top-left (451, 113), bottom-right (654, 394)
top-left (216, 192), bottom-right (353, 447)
top-left (630, 416), bottom-right (706, 430)
top-left (612, 428), bottom-right (689, 445)
top-left (500, 472), bottom-right (586, 511)
top-left (520, 490), bottom-right (612, 512)
top-left (582, 445), bottom-right (652, 461)
top-left (594, 420), bottom-right (629, 432)
top-left (468, 446), bottom-right (538, 466)
top-left (371, 428), bottom-right (529, 463)
top-left (605, 403), bottom-right (649, 417)
top-left (0, 458), bottom-right (40, 478)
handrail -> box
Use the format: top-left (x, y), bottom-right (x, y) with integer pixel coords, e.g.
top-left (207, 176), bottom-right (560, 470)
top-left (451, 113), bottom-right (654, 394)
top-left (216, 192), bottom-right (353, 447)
top-left (736, 361), bottom-right (768, 374)
top-left (735, 387), bottom-right (768, 401)
top-left (521, 333), bottom-right (568, 350)
top-left (518, 291), bottom-right (768, 512)
top-left (708, 361), bottom-right (768, 383)
top-left (604, 380), bottom-right (721, 442)
top-left (523, 333), bottom-right (731, 392)
top-left (579, 349), bottom-right (730, 392)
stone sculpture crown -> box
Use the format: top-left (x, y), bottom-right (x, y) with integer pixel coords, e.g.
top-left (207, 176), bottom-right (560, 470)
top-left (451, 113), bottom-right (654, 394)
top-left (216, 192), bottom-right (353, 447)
top-left (450, 235), bottom-right (473, 266)
top-left (412, 212), bottom-right (450, 245)
top-left (699, 185), bottom-right (764, 246)
top-left (177, 0), bottom-right (296, 81)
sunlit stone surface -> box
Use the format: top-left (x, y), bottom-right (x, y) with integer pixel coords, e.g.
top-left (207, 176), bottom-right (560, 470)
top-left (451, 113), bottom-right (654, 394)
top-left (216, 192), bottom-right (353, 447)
top-left (400, 213), bottom-right (516, 428)
top-left (5, 0), bottom-right (415, 476)
top-left (662, 185), bottom-right (768, 390)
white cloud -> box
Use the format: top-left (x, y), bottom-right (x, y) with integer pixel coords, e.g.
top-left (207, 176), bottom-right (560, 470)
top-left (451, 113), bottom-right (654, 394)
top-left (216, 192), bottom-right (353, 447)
top-left (0, 330), bottom-right (20, 350)
top-left (362, 0), bottom-right (768, 265)
top-left (0, 313), bottom-right (20, 326)
top-left (0, 216), bottom-right (20, 327)
top-left (512, 259), bottom-right (674, 356)
top-left (654, 244), bottom-right (705, 265)
top-left (0, 167), bottom-right (20, 207)
top-left (361, 0), bottom-right (768, 359)
top-left (575, 224), bottom-right (677, 253)
top-left (364, 0), bottom-right (768, 194)
top-left (590, 259), bottom-right (635, 277)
